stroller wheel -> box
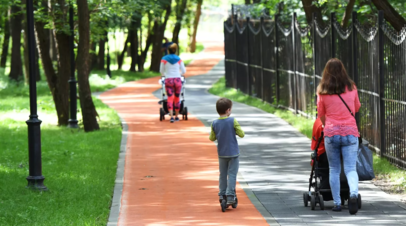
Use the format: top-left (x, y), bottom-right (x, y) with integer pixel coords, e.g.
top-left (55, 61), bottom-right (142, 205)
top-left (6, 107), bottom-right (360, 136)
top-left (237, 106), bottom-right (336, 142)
top-left (303, 192), bottom-right (309, 207)
top-left (184, 107), bottom-right (188, 120)
top-left (357, 194), bottom-right (362, 209)
top-left (310, 194), bottom-right (316, 210)
top-left (160, 108), bottom-right (165, 121)
top-left (318, 194), bottom-right (324, 210)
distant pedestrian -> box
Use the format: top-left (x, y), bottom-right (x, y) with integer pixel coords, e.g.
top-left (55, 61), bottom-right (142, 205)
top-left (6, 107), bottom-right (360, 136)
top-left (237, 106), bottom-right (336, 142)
top-left (160, 43), bottom-right (186, 123)
top-left (209, 98), bottom-right (245, 205)
top-left (162, 37), bottom-right (174, 56)
top-left (317, 58), bottom-right (361, 214)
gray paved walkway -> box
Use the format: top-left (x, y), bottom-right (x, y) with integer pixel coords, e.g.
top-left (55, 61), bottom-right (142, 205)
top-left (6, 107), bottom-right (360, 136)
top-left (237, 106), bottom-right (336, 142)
top-left (155, 60), bottom-right (406, 226)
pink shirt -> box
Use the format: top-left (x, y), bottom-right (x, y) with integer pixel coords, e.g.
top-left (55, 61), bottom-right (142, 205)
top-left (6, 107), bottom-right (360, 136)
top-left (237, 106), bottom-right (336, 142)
top-left (317, 88), bottom-right (361, 137)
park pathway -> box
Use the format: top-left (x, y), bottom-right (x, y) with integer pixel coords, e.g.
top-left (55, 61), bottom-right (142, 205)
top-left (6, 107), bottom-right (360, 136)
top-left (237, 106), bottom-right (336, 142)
top-left (101, 40), bottom-right (406, 226)
top-left (100, 41), bottom-right (269, 225)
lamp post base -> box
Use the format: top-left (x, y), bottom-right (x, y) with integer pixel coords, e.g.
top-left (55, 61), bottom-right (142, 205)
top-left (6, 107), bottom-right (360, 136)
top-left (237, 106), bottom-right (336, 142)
top-left (26, 176), bottom-right (48, 191)
top-left (67, 119), bottom-right (79, 128)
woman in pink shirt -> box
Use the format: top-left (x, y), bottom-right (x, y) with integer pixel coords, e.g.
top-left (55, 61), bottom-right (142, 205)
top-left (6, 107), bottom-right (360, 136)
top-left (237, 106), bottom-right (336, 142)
top-left (317, 58), bottom-right (361, 214)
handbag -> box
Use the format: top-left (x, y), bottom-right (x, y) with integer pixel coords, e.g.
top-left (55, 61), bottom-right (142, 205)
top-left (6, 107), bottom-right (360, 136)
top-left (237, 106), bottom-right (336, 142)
top-left (357, 142), bottom-right (376, 180)
top-left (337, 94), bottom-right (375, 181)
top-left (337, 94), bottom-right (362, 144)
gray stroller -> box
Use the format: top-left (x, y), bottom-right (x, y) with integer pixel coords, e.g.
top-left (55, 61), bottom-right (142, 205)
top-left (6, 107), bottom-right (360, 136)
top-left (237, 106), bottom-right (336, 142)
top-left (158, 76), bottom-right (188, 121)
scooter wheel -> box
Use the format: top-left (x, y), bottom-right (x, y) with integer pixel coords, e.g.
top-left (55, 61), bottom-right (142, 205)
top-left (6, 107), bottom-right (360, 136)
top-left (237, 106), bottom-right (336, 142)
top-left (221, 199), bottom-right (227, 212)
top-left (232, 197), bottom-right (238, 208)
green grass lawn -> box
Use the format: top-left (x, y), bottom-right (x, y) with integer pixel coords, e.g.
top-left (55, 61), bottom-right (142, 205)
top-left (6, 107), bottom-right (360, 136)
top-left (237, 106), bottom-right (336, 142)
top-left (0, 68), bottom-right (158, 225)
top-left (209, 77), bottom-right (406, 193)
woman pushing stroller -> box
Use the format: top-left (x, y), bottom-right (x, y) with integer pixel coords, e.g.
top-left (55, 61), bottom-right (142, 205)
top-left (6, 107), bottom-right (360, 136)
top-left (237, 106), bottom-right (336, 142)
top-left (317, 58), bottom-right (361, 214)
top-left (160, 43), bottom-right (186, 123)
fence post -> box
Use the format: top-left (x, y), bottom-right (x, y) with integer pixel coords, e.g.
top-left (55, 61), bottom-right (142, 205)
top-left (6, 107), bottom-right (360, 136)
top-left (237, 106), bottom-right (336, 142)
top-left (275, 14), bottom-right (280, 105)
top-left (331, 12), bottom-right (336, 58)
top-left (352, 11), bottom-right (360, 125)
top-left (378, 10), bottom-right (385, 157)
top-left (260, 16), bottom-right (264, 100)
top-left (247, 17), bottom-right (251, 96)
top-left (312, 13), bottom-right (317, 118)
top-left (234, 14), bottom-right (238, 90)
top-left (292, 13), bottom-right (297, 114)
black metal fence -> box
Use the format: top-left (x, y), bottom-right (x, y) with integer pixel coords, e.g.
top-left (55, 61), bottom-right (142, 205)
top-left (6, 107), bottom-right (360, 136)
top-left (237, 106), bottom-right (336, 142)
top-left (224, 6), bottom-right (406, 169)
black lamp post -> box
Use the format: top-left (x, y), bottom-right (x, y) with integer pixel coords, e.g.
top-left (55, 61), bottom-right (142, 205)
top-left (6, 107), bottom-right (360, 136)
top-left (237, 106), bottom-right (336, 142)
top-left (67, 2), bottom-right (78, 128)
top-left (25, 0), bottom-right (47, 191)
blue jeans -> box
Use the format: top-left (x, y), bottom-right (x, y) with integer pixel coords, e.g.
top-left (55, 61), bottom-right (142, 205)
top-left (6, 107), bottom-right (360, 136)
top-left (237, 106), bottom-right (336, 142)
top-left (324, 135), bottom-right (359, 206)
top-left (218, 156), bottom-right (239, 196)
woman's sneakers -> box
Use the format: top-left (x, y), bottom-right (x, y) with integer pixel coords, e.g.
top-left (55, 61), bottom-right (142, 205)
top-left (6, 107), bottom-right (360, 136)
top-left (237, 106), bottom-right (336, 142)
top-left (332, 205), bottom-right (342, 212)
top-left (170, 117), bottom-right (174, 123)
top-left (175, 117), bottom-right (180, 122)
top-left (348, 195), bottom-right (359, 215)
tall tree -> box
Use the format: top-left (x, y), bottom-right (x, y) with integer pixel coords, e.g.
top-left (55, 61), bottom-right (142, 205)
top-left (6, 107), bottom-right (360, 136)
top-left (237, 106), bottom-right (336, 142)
top-left (9, 4), bottom-right (23, 81)
top-left (341, 0), bottom-right (356, 28)
top-left (371, 0), bottom-right (406, 32)
top-left (76, 0), bottom-right (100, 132)
top-left (35, 0), bottom-right (70, 125)
top-left (128, 15), bottom-right (140, 72)
top-left (172, 0), bottom-right (188, 45)
top-left (117, 35), bottom-right (129, 70)
top-left (0, 8), bottom-right (10, 68)
top-left (150, 0), bottom-right (172, 72)
top-left (96, 22), bottom-right (108, 70)
top-left (189, 0), bottom-right (202, 53)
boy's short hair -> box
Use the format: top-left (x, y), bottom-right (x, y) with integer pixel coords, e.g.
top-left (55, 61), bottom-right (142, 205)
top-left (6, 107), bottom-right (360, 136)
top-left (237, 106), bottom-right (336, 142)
top-left (216, 98), bottom-right (232, 114)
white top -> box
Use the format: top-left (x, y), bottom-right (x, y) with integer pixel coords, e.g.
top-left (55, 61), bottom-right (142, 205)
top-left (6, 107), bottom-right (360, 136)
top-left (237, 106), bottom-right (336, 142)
top-left (159, 54), bottom-right (186, 78)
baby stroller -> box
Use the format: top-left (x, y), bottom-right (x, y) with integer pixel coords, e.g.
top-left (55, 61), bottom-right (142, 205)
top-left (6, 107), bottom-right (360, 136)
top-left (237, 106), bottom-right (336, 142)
top-left (303, 119), bottom-right (362, 210)
top-left (158, 76), bottom-right (188, 121)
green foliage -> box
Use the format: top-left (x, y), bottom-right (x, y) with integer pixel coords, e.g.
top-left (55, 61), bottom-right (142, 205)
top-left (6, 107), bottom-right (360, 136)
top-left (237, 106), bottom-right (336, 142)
top-left (0, 68), bottom-right (162, 225)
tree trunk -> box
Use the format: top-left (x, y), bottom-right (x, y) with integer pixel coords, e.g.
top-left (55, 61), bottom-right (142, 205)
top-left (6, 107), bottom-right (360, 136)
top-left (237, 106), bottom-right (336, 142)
top-left (96, 31), bottom-right (107, 70)
top-left (9, 4), bottom-right (23, 81)
top-left (0, 9), bottom-right (10, 68)
top-left (23, 11), bottom-right (30, 83)
top-left (76, 0), bottom-right (99, 132)
top-left (341, 0), bottom-right (355, 28)
top-left (253, 0), bottom-right (260, 3)
top-left (150, 2), bottom-right (172, 72)
top-left (172, 0), bottom-right (188, 46)
top-left (129, 17), bottom-right (139, 72)
top-left (35, 49), bottom-right (41, 81)
top-left (49, 29), bottom-right (58, 61)
top-left (301, 0), bottom-right (325, 26)
top-left (140, 32), bottom-right (154, 72)
top-left (36, 12), bottom-right (70, 126)
top-left (90, 42), bottom-right (97, 69)
top-left (245, 0), bottom-right (250, 4)
top-left (190, 0), bottom-right (202, 53)
top-left (371, 0), bottom-right (406, 32)
top-left (54, 31), bottom-right (71, 125)
top-left (117, 34), bottom-right (129, 70)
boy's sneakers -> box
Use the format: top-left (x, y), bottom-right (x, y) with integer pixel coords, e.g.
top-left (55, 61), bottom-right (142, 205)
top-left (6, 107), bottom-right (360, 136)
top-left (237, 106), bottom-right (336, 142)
top-left (175, 117), bottom-right (180, 122)
top-left (170, 117), bottom-right (174, 123)
top-left (332, 205), bottom-right (342, 211)
top-left (348, 195), bottom-right (358, 215)
top-left (226, 195), bottom-right (236, 204)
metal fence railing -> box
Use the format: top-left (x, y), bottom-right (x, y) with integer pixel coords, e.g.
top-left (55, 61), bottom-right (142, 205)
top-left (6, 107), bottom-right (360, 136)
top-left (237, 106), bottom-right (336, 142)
top-left (224, 5), bottom-right (406, 169)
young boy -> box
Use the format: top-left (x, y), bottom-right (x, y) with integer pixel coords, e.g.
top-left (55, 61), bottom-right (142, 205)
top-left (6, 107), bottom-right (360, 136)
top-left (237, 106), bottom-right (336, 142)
top-left (209, 98), bottom-right (245, 204)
